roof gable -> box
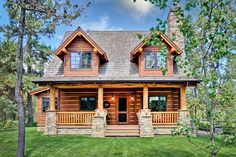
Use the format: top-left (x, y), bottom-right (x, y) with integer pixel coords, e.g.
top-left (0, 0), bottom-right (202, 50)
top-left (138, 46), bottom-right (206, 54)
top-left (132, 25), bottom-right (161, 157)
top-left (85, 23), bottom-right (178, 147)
top-left (55, 27), bottom-right (108, 62)
top-left (130, 31), bottom-right (183, 61)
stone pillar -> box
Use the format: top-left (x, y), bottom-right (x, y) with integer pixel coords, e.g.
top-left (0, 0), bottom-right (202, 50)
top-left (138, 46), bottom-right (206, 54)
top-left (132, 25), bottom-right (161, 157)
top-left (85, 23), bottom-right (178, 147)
top-left (137, 109), bottom-right (154, 137)
top-left (179, 110), bottom-right (190, 124)
top-left (91, 109), bottom-right (107, 137)
top-left (44, 86), bottom-right (57, 135)
top-left (179, 86), bottom-right (190, 124)
top-left (44, 111), bottom-right (57, 135)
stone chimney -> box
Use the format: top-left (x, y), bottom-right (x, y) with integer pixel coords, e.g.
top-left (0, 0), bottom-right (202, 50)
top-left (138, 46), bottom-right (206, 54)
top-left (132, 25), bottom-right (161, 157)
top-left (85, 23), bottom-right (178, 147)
top-left (167, 7), bottom-right (184, 51)
top-left (167, 7), bottom-right (186, 76)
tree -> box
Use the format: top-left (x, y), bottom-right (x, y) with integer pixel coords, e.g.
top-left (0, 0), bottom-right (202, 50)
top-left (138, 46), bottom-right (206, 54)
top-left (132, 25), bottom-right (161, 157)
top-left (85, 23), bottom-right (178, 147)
top-left (136, 0), bottom-right (236, 156)
top-left (4, 0), bottom-right (90, 156)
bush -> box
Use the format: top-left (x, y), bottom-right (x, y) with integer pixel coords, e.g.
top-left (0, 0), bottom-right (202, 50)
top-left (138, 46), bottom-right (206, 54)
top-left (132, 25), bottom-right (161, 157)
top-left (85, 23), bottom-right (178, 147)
top-left (3, 120), bottom-right (17, 129)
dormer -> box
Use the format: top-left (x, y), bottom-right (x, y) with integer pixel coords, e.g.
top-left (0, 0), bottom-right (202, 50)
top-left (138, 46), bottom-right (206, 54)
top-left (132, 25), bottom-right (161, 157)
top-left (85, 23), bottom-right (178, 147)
top-left (130, 32), bottom-right (182, 76)
top-left (54, 27), bottom-right (108, 76)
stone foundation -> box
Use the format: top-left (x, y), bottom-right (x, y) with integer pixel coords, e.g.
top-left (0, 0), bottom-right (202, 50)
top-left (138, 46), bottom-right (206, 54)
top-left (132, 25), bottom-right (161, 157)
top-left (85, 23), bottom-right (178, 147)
top-left (91, 109), bottom-right (107, 137)
top-left (44, 111), bottom-right (57, 135)
top-left (57, 128), bottom-right (92, 135)
top-left (137, 109), bottom-right (154, 137)
top-left (153, 126), bottom-right (177, 134)
top-left (37, 127), bottom-right (44, 132)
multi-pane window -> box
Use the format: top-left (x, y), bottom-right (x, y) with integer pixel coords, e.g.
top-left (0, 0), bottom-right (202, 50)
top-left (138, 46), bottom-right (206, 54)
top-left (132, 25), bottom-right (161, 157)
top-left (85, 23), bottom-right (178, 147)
top-left (80, 97), bottom-right (96, 111)
top-left (42, 97), bottom-right (58, 112)
top-left (145, 52), bottom-right (166, 69)
top-left (70, 52), bottom-right (92, 69)
top-left (148, 96), bottom-right (167, 111)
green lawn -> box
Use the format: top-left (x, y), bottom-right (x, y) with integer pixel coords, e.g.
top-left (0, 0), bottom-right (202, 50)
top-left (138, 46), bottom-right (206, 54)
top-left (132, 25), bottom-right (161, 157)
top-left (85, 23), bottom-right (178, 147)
top-left (0, 128), bottom-right (235, 157)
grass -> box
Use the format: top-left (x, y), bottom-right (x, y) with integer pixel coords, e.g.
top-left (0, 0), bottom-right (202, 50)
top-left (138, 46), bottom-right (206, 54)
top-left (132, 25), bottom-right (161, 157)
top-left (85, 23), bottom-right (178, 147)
top-left (0, 128), bottom-right (235, 157)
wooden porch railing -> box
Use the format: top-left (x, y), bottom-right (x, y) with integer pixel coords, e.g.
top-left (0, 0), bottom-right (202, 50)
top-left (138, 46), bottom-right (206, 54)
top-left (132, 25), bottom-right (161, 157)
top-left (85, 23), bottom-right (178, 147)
top-left (57, 112), bottom-right (95, 125)
top-left (151, 112), bottom-right (179, 124)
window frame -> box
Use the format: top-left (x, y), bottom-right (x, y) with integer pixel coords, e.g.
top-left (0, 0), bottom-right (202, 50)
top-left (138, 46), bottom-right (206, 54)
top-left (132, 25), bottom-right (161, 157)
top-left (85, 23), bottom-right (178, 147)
top-left (148, 95), bottom-right (167, 112)
top-left (42, 97), bottom-right (58, 112)
top-left (145, 51), bottom-right (167, 69)
top-left (70, 51), bottom-right (92, 69)
top-left (80, 96), bottom-right (97, 111)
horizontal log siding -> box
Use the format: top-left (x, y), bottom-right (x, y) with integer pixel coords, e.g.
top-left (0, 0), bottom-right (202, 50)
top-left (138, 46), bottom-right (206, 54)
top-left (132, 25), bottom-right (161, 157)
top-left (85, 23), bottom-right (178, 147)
top-left (139, 45), bottom-right (174, 76)
top-left (59, 89), bottom-right (98, 112)
top-left (64, 36), bottom-right (100, 76)
top-left (36, 90), bottom-right (59, 127)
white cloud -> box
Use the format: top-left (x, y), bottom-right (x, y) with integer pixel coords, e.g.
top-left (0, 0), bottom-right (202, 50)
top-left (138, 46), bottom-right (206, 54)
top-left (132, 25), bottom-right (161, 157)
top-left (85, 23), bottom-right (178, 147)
top-left (81, 16), bottom-right (123, 31)
top-left (119, 0), bottom-right (153, 18)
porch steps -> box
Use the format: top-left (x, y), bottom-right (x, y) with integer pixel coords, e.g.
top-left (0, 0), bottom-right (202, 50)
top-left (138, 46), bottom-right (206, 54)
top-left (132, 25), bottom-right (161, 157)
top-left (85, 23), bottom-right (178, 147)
top-left (105, 125), bottom-right (140, 137)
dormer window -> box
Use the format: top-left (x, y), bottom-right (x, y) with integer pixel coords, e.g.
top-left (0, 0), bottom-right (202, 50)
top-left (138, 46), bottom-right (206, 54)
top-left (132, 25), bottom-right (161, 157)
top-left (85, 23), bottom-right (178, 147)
top-left (70, 52), bottom-right (92, 69)
top-left (145, 52), bottom-right (166, 69)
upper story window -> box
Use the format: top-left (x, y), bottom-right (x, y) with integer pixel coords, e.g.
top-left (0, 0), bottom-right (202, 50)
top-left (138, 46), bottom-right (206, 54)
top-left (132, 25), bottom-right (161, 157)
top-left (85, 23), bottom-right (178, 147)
top-left (145, 52), bottom-right (166, 69)
top-left (70, 52), bottom-right (92, 69)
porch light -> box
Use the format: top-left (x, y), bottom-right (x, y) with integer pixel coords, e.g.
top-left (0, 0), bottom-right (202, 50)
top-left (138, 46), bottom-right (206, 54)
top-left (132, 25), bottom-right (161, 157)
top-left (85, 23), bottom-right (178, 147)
top-left (131, 95), bottom-right (135, 101)
top-left (111, 94), bottom-right (115, 101)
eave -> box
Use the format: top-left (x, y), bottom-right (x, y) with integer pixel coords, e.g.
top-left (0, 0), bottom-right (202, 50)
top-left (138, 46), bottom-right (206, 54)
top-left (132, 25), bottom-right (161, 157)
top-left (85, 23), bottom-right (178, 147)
top-left (54, 27), bottom-right (109, 62)
top-left (130, 31), bottom-right (183, 61)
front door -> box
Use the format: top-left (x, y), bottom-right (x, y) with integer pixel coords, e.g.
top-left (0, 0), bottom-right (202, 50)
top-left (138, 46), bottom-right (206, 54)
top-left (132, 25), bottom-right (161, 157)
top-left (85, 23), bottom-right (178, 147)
top-left (117, 97), bottom-right (128, 124)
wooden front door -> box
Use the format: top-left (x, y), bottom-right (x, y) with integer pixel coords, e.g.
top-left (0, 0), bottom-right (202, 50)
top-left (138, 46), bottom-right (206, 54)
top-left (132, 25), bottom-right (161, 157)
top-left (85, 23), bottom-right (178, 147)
top-left (117, 97), bottom-right (128, 124)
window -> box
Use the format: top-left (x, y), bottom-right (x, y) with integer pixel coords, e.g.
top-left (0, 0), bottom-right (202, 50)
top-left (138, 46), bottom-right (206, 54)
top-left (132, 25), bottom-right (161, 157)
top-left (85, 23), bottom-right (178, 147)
top-left (42, 97), bottom-right (58, 112)
top-left (80, 97), bottom-right (96, 111)
top-left (70, 52), bottom-right (92, 69)
top-left (148, 96), bottom-right (166, 111)
top-left (145, 52), bottom-right (166, 69)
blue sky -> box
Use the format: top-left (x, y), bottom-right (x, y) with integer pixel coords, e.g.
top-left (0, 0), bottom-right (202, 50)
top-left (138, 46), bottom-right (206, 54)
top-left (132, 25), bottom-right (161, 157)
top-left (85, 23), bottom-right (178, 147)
top-left (0, 0), bottom-right (170, 49)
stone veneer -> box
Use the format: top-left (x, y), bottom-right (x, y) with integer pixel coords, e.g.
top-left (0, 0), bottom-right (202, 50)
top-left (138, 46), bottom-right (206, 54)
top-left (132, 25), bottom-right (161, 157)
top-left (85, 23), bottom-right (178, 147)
top-left (91, 109), bottom-right (107, 137)
top-left (44, 111), bottom-right (57, 135)
top-left (137, 109), bottom-right (154, 137)
top-left (179, 110), bottom-right (190, 124)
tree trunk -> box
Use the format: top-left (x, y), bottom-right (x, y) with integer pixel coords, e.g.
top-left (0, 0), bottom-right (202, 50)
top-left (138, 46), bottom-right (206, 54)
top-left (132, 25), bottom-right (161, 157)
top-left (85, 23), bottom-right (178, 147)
top-left (15, 2), bottom-right (26, 157)
top-left (27, 35), bottom-right (34, 127)
top-left (27, 93), bottom-right (33, 126)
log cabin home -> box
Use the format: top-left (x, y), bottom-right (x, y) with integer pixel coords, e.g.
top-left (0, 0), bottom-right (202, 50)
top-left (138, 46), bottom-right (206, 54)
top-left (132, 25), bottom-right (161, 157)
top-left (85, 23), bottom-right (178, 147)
top-left (31, 10), bottom-right (200, 137)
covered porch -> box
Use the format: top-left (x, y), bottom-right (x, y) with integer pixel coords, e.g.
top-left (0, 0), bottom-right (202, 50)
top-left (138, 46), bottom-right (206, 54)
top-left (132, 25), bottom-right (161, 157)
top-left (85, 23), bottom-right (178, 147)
top-left (43, 83), bottom-right (189, 137)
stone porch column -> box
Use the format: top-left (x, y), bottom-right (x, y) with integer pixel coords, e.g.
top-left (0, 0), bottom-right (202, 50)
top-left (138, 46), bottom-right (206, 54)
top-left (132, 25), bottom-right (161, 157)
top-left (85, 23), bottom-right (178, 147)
top-left (92, 87), bottom-right (107, 137)
top-left (44, 86), bottom-right (57, 135)
top-left (137, 86), bottom-right (153, 137)
top-left (179, 85), bottom-right (190, 124)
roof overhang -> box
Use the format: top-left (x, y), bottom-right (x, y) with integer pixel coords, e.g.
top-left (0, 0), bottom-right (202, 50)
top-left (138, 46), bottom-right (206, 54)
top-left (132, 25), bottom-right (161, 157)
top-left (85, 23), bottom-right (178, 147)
top-left (29, 86), bottom-right (50, 95)
top-left (130, 31), bottom-right (183, 61)
top-left (54, 27), bottom-right (108, 62)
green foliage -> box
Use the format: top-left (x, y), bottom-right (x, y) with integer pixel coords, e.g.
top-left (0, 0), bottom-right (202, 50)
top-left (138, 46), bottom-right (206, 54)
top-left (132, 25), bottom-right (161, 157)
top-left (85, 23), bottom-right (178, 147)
top-left (0, 96), bottom-right (17, 123)
top-left (142, 0), bottom-right (236, 156)
top-left (3, 119), bottom-right (18, 129)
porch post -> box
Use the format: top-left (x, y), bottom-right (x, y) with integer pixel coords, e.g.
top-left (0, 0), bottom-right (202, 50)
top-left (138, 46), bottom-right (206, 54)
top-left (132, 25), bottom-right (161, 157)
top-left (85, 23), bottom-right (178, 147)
top-left (143, 86), bottom-right (148, 109)
top-left (49, 86), bottom-right (56, 110)
top-left (180, 86), bottom-right (187, 110)
top-left (92, 87), bottom-right (107, 137)
top-left (98, 87), bottom-right (103, 109)
top-left (137, 86), bottom-right (153, 137)
top-left (179, 85), bottom-right (190, 124)
top-left (44, 86), bottom-right (57, 135)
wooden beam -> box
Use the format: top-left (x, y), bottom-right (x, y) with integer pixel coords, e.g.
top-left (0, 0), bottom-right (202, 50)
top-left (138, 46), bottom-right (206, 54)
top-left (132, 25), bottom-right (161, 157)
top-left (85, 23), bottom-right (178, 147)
top-left (170, 47), bottom-right (176, 53)
top-left (49, 86), bottom-right (56, 111)
top-left (143, 86), bottom-right (148, 109)
top-left (93, 48), bottom-right (98, 53)
top-left (62, 48), bottom-right (68, 54)
top-left (98, 87), bottom-right (103, 109)
top-left (180, 86), bottom-right (187, 110)
top-left (54, 83), bottom-right (183, 89)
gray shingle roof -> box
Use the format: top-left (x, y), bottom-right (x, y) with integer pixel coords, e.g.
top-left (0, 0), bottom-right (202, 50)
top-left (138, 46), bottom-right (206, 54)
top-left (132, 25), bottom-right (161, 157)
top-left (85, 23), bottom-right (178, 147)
top-left (34, 31), bottom-right (200, 83)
